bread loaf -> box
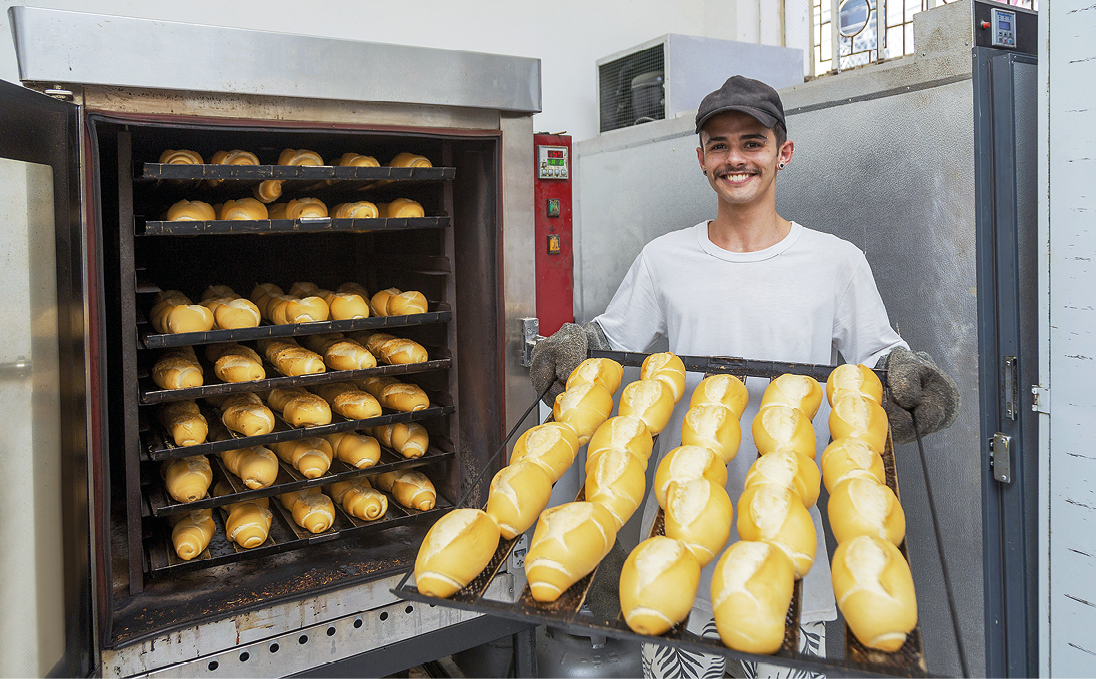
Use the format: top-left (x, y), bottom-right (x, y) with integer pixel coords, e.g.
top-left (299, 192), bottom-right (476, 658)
top-left (831, 535), bottom-right (917, 651)
top-left (268, 198), bottom-right (328, 219)
top-left (302, 334), bottom-right (376, 371)
top-left (711, 540), bottom-right (796, 654)
top-left (760, 374), bottom-right (825, 420)
top-left (743, 448), bottom-right (821, 509)
top-left (663, 478), bottom-right (733, 566)
top-left (752, 404), bottom-right (817, 459)
top-left (268, 387), bottom-right (332, 426)
top-left (415, 509), bottom-right (500, 598)
top-left (485, 460), bottom-right (555, 539)
top-left (553, 382), bottom-right (614, 445)
top-left (584, 448), bottom-right (646, 530)
top-left (640, 352), bottom-right (687, 404)
top-left (150, 292), bottom-right (215, 335)
top-left (217, 392), bottom-right (276, 437)
top-left (218, 446), bottom-right (279, 489)
top-left (279, 148), bottom-right (324, 166)
top-left (358, 332), bottom-right (397, 355)
top-left (829, 394), bottom-right (890, 453)
top-left (214, 481), bottom-right (272, 548)
top-left (827, 363), bottom-right (884, 406)
top-left (162, 455), bottom-right (213, 503)
top-left (369, 288), bottom-right (400, 316)
top-left (325, 431), bottom-right (381, 468)
top-left (821, 438), bottom-right (886, 493)
top-left (321, 290), bottom-right (371, 320)
top-left (272, 437), bottom-right (333, 478)
top-left (379, 382), bottom-right (430, 412)
top-left (257, 338), bottom-right (326, 376)
top-left (359, 375), bottom-right (399, 399)
top-left (166, 200), bottom-right (216, 221)
top-left (525, 502), bottom-right (618, 602)
top-left (653, 445), bottom-right (727, 509)
top-left (158, 400), bottom-right (208, 447)
top-left (332, 201), bottom-right (380, 219)
top-left (159, 149), bottom-right (203, 164)
top-left (828, 478), bottom-right (906, 546)
top-left (152, 347), bottom-right (205, 390)
top-left (619, 379), bottom-right (675, 435)
top-left (387, 422), bottom-right (429, 458)
top-left (254, 179), bottom-right (283, 203)
top-left (565, 358), bottom-right (624, 395)
top-left (378, 338), bottom-right (429, 365)
top-left (336, 153), bottom-right (380, 167)
top-left (680, 404), bottom-right (741, 463)
top-left (372, 469), bottom-right (437, 510)
top-left (337, 282), bottom-right (371, 300)
top-left (251, 287), bottom-right (330, 326)
top-left (205, 343), bottom-right (265, 383)
top-left (201, 296), bottom-right (262, 330)
top-left (380, 198), bottom-right (426, 219)
top-left (736, 484), bottom-right (817, 579)
top-left (509, 422), bottom-right (580, 482)
top-left (211, 149), bottom-right (259, 166)
top-left (278, 487), bottom-right (335, 533)
top-left (587, 415), bottom-right (654, 469)
top-left (389, 152), bottom-right (433, 168)
top-left (689, 374), bottom-right (749, 419)
top-left (619, 536), bottom-right (701, 635)
top-left (326, 478), bottom-right (388, 521)
top-left (386, 289), bottom-right (429, 315)
top-left (169, 509), bottom-right (216, 561)
top-left (219, 198), bottom-right (269, 221)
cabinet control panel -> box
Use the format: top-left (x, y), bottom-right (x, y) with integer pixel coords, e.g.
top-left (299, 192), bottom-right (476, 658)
top-left (991, 7), bottom-right (1016, 48)
top-left (537, 145), bottom-right (569, 179)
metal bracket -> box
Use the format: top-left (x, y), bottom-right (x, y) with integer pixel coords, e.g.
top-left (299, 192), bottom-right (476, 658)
top-left (520, 318), bottom-right (544, 368)
top-left (989, 433), bottom-right (1013, 483)
top-left (509, 533), bottom-right (528, 572)
top-left (1031, 385), bottom-right (1050, 413)
top-left (1003, 356), bottom-right (1017, 420)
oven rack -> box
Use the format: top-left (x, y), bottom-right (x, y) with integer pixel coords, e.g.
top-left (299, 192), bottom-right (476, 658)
top-left (392, 351), bottom-right (930, 678)
top-left (139, 162), bottom-right (455, 182)
top-left (138, 302), bottom-right (452, 349)
top-left (139, 215), bottom-right (450, 236)
top-left (143, 434), bottom-right (456, 518)
top-left (141, 390), bottom-right (455, 461)
top-left (138, 346), bottom-right (450, 405)
top-left (147, 481), bottom-right (454, 577)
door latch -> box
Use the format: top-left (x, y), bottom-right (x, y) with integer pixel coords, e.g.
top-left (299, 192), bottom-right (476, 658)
top-left (520, 318), bottom-right (544, 368)
top-left (989, 433), bottom-right (1013, 483)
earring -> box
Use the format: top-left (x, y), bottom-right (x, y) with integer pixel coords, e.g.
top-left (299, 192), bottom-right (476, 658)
top-left (778, 162), bottom-right (786, 169)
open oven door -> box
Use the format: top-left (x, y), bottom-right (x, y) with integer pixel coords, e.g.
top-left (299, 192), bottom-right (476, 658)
top-left (0, 78), bottom-right (94, 677)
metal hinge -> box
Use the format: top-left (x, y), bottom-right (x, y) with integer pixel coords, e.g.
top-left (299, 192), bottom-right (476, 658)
top-left (520, 318), bottom-right (544, 368)
top-left (1031, 385), bottom-right (1050, 414)
top-left (989, 433), bottom-right (1013, 483)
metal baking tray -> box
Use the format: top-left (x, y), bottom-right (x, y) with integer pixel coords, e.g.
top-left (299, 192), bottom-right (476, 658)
top-left (139, 215), bottom-right (450, 236)
top-left (138, 162), bottom-right (455, 182)
top-left (392, 351), bottom-right (931, 677)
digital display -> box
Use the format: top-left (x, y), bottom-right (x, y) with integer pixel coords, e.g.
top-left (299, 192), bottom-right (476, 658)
top-left (547, 158), bottom-right (564, 166)
top-left (1000, 18), bottom-right (1010, 29)
top-left (547, 150), bottom-right (564, 159)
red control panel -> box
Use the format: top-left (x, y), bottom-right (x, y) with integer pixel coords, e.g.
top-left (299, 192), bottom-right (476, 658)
top-left (533, 133), bottom-right (574, 336)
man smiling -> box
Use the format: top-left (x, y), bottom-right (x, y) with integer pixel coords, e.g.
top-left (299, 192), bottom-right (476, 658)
top-left (531, 75), bottom-right (958, 677)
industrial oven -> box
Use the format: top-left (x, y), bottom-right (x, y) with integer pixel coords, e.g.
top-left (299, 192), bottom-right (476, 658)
top-left (2, 7), bottom-right (542, 677)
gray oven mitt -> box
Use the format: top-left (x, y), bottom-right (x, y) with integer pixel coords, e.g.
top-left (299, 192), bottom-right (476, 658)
top-left (876, 346), bottom-right (960, 445)
top-left (530, 321), bottom-right (611, 405)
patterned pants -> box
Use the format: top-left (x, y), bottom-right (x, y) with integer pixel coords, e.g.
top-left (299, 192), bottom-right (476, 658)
top-left (641, 618), bottom-right (826, 679)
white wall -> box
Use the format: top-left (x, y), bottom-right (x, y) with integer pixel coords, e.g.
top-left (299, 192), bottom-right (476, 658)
top-left (0, 0), bottom-right (803, 141)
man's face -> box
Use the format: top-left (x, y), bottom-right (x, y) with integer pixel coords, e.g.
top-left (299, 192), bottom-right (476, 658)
top-left (696, 111), bottom-right (793, 209)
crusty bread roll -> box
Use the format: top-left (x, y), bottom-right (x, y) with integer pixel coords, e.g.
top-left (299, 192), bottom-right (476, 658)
top-left (415, 508), bottom-right (500, 598)
top-left (302, 335), bottom-right (376, 371)
top-left (821, 437), bottom-right (886, 493)
top-left (150, 292), bottom-right (216, 335)
top-left (752, 404), bottom-right (817, 459)
top-left (152, 347), bottom-right (204, 390)
top-left (829, 394), bottom-right (890, 453)
top-left (736, 484), bottom-right (817, 579)
top-left (389, 152), bottom-right (433, 168)
top-left (553, 382), bottom-right (614, 445)
top-left (162, 455), bottom-right (213, 503)
top-left (711, 540), bottom-right (796, 654)
top-left (663, 478), bottom-right (733, 566)
top-left (218, 446), bottom-right (279, 489)
top-left (386, 289), bottom-right (429, 315)
top-left (372, 469), bottom-right (436, 510)
top-left (269, 387), bottom-right (333, 427)
top-left (254, 180), bottom-right (283, 203)
top-left (380, 198), bottom-right (427, 218)
top-left (378, 338), bottom-right (429, 365)
top-left (640, 352), bottom-right (687, 404)
top-left (338, 282), bottom-right (371, 300)
top-left (279, 148), bottom-right (324, 166)
top-left (159, 149), bottom-right (204, 164)
top-left (486, 460), bottom-right (555, 540)
top-left (358, 332), bottom-right (397, 355)
top-left (760, 374), bottom-right (825, 420)
top-left (278, 487), bottom-right (335, 533)
top-left (336, 152), bottom-right (380, 167)
top-left (689, 374), bottom-right (749, 419)
top-left (211, 149), bottom-right (259, 166)
top-left (387, 422), bottom-right (429, 458)
top-left (680, 404), bottom-right (741, 464)
top-left (258, 338), bottom-right (326, 376)
top-left (828, 478), bottom-right (906, 546)
top-left (217, 392), bottom-right (276, 437)
top-left (249, 283), bottom-right (283, 315)
top-left (509, 422), bottom-right (580, 482)
top-left (219, 198), bottom-right (269, 221)
top-left (587, 415), bottom-right (654, 469)
top-left (268, 197), bottom-right (328, 219)
top-left (827, 363), bottom-right (884, 406)
top-left (565, 358), bottom-right (625, 395)
top-left (202, 295), bottom-right (262, 330)
top-left (213, 480), bottom-right (273, 548)
top-left (831, 535), bottom-right (918, 652)
top-left (525, 502), bottom-right (618, 602)
top-left (166, 200), bottom-right (217, 221)
top-left (169, 509), bottom-right (216, 561)
top-left (379, 382), bottom-right (431, 412)
top-left (327, 478), bottom-right (388, 521)
top-left (369, 288), bottom-right (399, 317)
top-left (585, 448), bottom-right (646, 530)
top-left (620, 536), bottom-right (701, 635)
top-left (653, 445), bottom-right (727, 509)
top-left (332, 201), bottom-right (380, 219)
top-left (311, 382), bottom-right (383, 421)
top-left (158, 400), bottom-right (208, 447)
top-left (251, 286), bottom-right (330, 325)
top-left (619, 379), bottom-right (675, 435)
top-left (743, 448), bottom-right (821, 509)
top-left (205, 343), bottom-right (265, 383)
top-left (359, 375), bottom-right (400, 399)
top-left (322, 291), bottom-right (371, 320)
top-left (272, 437), bottom-right (333, 479)
top-left (325, 431), bottom-right (381, 468)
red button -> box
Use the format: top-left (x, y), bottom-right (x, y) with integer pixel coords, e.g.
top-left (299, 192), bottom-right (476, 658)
top-left (981, 20), bottom-right (991, 28)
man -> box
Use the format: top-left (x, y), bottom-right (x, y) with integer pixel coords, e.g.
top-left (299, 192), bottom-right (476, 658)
top-left (531, 75), bottom-right (958, 676)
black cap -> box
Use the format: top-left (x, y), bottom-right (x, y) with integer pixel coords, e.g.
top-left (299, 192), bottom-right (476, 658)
top-left (695, 75), bottom-right (786, 134)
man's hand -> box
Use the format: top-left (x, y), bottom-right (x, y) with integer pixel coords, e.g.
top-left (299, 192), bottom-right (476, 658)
top-left (877, 346), bottom-right (960, 445)
top-left (530, 322), bottom-right (611, 404)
